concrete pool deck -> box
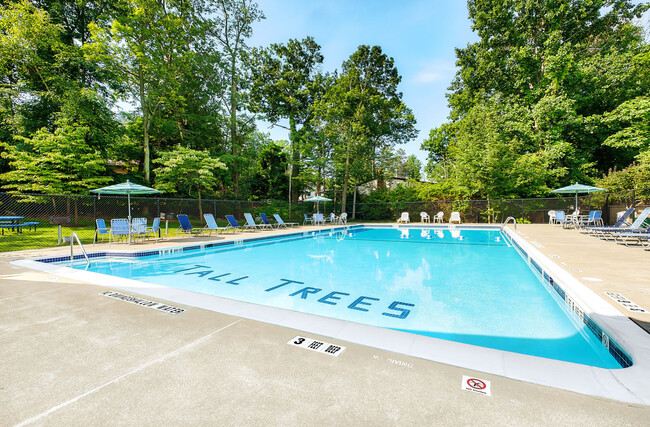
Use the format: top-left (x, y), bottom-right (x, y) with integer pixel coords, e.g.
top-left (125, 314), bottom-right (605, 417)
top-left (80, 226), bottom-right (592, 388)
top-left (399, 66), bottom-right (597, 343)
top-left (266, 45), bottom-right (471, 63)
top-left (1, 223), bottom-right (649, 424)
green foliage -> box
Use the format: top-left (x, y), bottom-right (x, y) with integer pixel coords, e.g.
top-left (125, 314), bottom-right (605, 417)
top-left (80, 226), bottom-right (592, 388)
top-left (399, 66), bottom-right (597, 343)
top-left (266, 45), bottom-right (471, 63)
top-left (250, 142), bottom-right (289, 200)
top-left (422, 0), bottom-right (650, 200)
top-left (250, 37), bottom-right (324, 201)
top-left (153, 145), bottom-right (227, 198)
top-left (313, 45), bottom-right (418, 212)
top-left (0, 120), bottom-right (111, 194)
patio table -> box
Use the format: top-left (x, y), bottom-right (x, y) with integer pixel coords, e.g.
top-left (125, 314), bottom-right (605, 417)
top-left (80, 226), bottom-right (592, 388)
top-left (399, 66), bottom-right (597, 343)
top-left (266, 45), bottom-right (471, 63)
top-left (0, 216), bottom-right (25, 234)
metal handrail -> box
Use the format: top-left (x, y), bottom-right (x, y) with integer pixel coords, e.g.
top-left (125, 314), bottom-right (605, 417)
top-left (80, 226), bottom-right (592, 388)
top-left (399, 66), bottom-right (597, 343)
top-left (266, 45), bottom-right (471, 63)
top-left (70, 232), bottom-right (90, 264)
top-left (503, 216), bottom-right (517, 230)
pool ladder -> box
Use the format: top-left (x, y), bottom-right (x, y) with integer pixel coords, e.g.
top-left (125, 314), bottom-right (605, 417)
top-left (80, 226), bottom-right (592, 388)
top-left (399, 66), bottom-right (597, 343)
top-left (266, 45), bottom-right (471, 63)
top-left (503, 216), bottom-right (517, 230)
top-left (70, 232), bottom-right (90, 264)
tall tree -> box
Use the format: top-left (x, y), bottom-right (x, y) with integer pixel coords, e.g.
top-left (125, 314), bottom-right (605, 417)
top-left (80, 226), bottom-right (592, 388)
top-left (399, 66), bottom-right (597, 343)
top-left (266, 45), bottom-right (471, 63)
top-left (86, 0), bottom-right (222, 182)
top-left (213, 0), bottom-right (264, 196)
top-left (424, 0), bottom-right (650, 198)
top-left (249, 36), bottom-right (324, 202)
top-left (314, 45), bottom-right (417, 213)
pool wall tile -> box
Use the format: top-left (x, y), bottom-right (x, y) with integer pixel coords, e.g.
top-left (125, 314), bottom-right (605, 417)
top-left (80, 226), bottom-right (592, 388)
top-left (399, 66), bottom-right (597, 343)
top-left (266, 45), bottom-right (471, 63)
top-left (503, 226), bottom-right (632, 368)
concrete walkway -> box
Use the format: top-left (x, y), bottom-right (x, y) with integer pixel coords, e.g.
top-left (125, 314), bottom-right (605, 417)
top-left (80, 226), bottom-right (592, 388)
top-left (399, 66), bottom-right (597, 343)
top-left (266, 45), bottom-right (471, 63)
top-left (1, 224), bottom-right (649, 425)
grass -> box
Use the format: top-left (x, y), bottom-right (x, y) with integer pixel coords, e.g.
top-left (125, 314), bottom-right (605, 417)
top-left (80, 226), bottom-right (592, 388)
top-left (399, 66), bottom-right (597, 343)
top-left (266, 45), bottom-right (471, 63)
top-left (0, 218), bottom-right (210, 252)
top-left (0, 216), bottom-right (358, 253)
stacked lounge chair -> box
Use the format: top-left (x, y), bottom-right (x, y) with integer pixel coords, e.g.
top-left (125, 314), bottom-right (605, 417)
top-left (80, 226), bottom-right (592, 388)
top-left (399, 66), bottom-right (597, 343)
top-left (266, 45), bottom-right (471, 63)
top-left (260, 213), bottom-right (277, 228)
top-left (203, 213), bottom-right (230, 235)
top-left (225, 215), bottom-right (248, 232)
top-left (581, 207), bottom-right (634, 234)
top-left (244, 213), bottom-right (272, 230)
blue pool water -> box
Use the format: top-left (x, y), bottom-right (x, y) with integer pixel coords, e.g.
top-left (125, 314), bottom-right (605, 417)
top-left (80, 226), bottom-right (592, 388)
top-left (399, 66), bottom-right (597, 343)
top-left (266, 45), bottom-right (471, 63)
top-left (65, 227), bottom-right (621, 368)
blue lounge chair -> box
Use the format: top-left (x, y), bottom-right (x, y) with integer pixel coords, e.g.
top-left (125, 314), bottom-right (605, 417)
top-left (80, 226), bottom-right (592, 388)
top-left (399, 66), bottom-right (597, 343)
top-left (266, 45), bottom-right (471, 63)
top-left (244, 212), bottom-right (272, 230)
top-left (94, 219), bottom-right (110, 244)
top-left (303, 214), bottom-right (313, 225)
top-left (605, 207), bottom-right (650, 241)
top-left (274, 214), bottom-right (297, 228)
top-left (225, 215), bottom-right (246, 232)
top-left (259, 213), bottom-right (277, 228)
top-left (176, 214), bottom-right (204, 237)
top-left (110, 218), bottom-right (130, 244)
top-left (203, 213), bottom-right (230, 235)
top-left (583, 207), bottom-right (635, 234)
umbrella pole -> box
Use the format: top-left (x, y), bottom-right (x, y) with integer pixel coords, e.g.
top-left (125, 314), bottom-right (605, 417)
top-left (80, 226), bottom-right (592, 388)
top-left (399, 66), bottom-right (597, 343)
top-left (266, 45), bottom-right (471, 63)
top-left (128, 193), bottom-right (132, 244)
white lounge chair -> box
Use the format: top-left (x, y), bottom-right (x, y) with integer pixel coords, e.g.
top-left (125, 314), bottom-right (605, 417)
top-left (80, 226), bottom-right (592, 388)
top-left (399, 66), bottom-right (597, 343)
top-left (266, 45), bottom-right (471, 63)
top-left (339, 213), bottom-right (347, 224)
top-left (449, 212), bottom-right (461, 224)
top-left (397, 212), bottom-right (410, 223)
top-left (420, 212), bottom-right (430, 223)
top-left (433, 212), bottom-right (443, 223)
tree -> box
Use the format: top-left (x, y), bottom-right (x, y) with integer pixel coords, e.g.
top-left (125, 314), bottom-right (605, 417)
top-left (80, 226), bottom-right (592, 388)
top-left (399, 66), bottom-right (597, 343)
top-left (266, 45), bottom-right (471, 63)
top-left (152, 145), bottom-right (227, 219)
top-left (86, 0), bottom-right (223, 182)
top-left (250, 37), bottom-right (324, 202)
top-left (402, 155), bottom-right (422, 181)
top-left (213, 0), bottom-right (264, 196)
top-left (421, 123), bottom-right (455, 181)
top-left (314, 45), bottom-right (417, 214)
top-left (0, 119), bottom-right (111, 220)
top-left (250, 142), bottom-right (289, 200)
top-left (423, 0), bottom-right (650, 198)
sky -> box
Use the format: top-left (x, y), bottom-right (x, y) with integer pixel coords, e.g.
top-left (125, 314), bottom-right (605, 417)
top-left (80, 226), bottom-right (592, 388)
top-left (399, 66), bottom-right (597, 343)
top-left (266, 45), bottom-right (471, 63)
top-left (248, 0), bottom-right (479, 166)
top-left (248, 1), bottom-right (650, 167)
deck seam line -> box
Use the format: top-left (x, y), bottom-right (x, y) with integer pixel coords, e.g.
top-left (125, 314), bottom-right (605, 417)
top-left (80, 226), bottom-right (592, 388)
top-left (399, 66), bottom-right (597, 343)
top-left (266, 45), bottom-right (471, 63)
top-left (0, 285), bottom-right (76, 302)
top-left (15, 319), bottom-right (242, 426)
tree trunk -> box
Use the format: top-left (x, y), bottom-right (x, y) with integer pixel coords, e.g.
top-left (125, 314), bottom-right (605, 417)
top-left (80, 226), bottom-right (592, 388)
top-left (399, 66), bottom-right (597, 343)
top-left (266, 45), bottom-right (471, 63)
top-left (341, 139), bottom-right (351, 211)
top-left (198, 187), bottom-right (203, 222)
top-left (289, 114), bottom-right (300, 203)
top-left (139, 64), bottom-right (151, 183)
top-left (74, 198), bottom-right (79, 224)
top-left (230, 56), bottom-right (239, 196)
top-left (352, 180), bottom-right (357, 219)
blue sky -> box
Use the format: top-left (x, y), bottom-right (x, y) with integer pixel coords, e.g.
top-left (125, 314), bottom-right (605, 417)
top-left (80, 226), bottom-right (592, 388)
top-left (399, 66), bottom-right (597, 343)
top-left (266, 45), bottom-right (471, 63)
top-left (249, 1), bottom-right (478, 165)
top-left (249, 1), bottom-right (650, 166)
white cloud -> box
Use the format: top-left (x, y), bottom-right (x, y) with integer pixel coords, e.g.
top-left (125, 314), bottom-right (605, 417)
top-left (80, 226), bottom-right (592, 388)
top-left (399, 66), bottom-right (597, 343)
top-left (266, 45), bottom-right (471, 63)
top-left (412, 60), bottom-right (456, 85)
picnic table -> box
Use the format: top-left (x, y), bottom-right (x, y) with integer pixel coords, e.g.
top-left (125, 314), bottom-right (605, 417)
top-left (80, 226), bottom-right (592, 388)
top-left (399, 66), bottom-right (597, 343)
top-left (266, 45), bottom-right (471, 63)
top-left (0, 216), bottom-right (39, 234)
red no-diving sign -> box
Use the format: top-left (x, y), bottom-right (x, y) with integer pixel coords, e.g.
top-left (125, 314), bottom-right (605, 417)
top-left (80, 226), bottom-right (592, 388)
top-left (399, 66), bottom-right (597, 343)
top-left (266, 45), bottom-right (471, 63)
top-left (462, 375), bottom-right (491, 395)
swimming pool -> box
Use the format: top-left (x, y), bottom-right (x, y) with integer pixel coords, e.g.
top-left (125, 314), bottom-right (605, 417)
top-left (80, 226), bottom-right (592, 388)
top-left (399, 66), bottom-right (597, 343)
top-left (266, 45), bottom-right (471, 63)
top-left (55, 226), bottom-right (621, 369)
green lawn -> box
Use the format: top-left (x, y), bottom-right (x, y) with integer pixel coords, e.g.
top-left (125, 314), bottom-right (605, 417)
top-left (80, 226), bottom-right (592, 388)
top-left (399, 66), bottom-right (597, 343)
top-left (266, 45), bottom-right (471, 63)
top-left (0, 219), bottom-right (207, 252)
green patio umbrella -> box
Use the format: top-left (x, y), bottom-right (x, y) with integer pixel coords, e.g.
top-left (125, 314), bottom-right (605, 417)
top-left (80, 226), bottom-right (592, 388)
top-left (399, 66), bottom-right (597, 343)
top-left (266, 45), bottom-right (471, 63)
top-left (90, 180), bottom-right (162, 243)
top-left (550, 183), bottom-right (606, 210)
top-left (304, 195), bottom-right (332, 214)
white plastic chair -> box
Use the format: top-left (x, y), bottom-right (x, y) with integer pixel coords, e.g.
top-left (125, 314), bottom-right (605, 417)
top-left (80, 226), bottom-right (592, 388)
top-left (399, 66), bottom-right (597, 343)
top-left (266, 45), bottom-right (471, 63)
top-left (548, 210), bottom-right (557, 224)
top-left (449, 212), bottom-right (461, 224)
top-left (433, 212), bottom-right (443, 223)
top-left (339, 213), bottom-right (347, 224)
top-left (397, 212), bottom-right (410, 223)
top-left (420, 212), bottom-right (430, 223)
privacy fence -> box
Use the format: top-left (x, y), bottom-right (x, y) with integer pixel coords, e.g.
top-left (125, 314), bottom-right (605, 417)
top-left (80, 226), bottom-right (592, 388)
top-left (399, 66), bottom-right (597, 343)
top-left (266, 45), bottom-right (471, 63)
top-left (1, 188), bottom-right (648, 252)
